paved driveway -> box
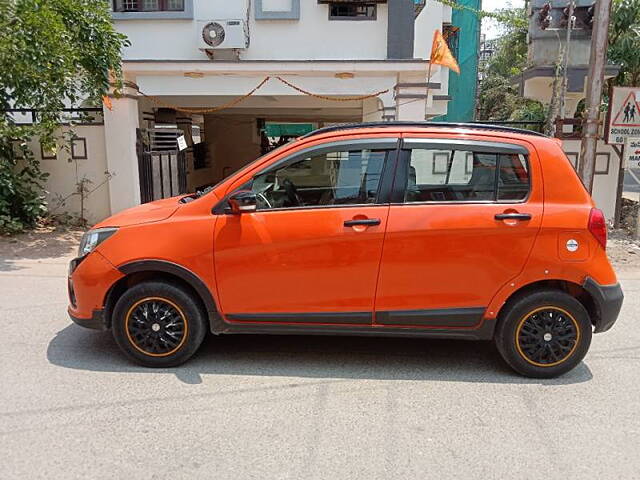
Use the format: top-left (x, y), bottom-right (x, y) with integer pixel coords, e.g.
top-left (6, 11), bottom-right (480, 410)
top-left (1, 250), bottom-right (639, 479)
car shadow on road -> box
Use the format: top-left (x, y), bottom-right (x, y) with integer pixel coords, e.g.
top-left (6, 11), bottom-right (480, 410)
top-left (47, 324), bottom-right (593, 386)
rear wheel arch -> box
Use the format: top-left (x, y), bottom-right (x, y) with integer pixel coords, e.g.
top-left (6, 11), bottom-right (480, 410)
top-left (496, 279), bottom-right (598, 328)
top-left (103, 260), bottom-right (223, 332)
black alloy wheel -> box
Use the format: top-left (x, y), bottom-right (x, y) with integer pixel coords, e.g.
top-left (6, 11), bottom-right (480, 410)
top-left (515, 307), bottom-right (579, 367)
top-left (126, 297), bottom-right (187, 357)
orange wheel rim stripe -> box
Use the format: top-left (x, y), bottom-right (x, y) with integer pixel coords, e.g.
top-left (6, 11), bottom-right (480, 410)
top-left (125, 297), bottom-right (188, 357)
top-left (515, 306), bottom-right (580, 368)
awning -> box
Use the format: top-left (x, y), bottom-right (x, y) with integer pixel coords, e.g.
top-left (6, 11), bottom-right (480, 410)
top-left (264, 123), bottom-right (315, 137)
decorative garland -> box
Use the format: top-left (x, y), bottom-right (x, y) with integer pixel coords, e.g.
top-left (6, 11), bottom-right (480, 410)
top-left (132, 76), bottom-right (390, 114)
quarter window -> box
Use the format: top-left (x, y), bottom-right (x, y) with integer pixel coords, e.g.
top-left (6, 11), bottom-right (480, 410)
top-left (251, 148), bottom-right (390, 210)
top-left (402, 148), bottom-right (529, 203)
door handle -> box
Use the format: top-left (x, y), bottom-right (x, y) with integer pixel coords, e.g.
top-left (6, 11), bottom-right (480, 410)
top-left (344, 218), bottom-right (381, 227)
top-left (494, 213), bottom-right (532, 221)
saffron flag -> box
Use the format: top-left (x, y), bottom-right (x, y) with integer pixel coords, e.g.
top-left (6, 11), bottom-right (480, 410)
top-left (430, 29), bottom-right (460, 74)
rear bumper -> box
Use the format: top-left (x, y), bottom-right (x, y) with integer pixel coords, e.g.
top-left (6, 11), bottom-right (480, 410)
top-left (583, 277), bottom-right (624, 333)
top-left (68, 308), bottom-right (108, 331)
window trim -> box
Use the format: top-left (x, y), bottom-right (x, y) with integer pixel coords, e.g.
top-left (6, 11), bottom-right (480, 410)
top-left (392, 139), bottom-right (532, 205)
top-left (255, 0), bottom-right (300, 20)
top-left (213, 138), bottom-right (400, 214)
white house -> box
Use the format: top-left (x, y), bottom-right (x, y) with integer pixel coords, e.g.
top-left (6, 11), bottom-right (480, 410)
top-left (30, 0), bottom-right (457, 223)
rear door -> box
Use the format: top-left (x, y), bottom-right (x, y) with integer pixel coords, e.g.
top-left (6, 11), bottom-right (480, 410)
top-left (374, 136), bottom-right (543, 328)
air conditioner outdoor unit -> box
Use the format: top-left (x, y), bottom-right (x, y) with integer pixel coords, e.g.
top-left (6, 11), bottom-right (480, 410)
top-left (197, 20), bottom-right (248, 50)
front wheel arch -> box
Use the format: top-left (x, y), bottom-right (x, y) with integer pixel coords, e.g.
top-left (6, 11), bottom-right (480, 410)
top-left (103, 260), bottom-right (224, 333)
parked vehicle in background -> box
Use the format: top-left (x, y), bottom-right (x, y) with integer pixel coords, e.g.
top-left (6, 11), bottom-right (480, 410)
top-left (68, 122), bottom-right (623, 378)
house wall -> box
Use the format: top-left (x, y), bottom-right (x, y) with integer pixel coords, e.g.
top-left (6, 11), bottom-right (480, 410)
top-left (561, 139), bottom-right (620, 221)
top-left (27, 125), bottom-right (112, 225)
top-left (115, 0), bottom-right (388, 61)
top-left (414, 2), bottom-right (446, 59)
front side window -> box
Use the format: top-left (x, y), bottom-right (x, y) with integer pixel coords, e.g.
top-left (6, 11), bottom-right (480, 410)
top-left (251, 148), bottom-right (390, 210)
top-left (403, 148), bottom-right (529, 203)
top-left (113, 0), bottom-right (184, 12)
top-left (329, 3), bottom-right (377, 20)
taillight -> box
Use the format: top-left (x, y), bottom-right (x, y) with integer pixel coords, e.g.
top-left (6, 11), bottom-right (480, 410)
top-left (588, 208), bottom-right (607, 249)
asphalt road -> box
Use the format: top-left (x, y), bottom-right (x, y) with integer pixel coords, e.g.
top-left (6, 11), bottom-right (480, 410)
top-left (1, 254), bottom-right (640, 479)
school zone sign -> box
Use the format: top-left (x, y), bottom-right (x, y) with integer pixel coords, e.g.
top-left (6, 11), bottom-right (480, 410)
top-left (607, 87), bottom-right (640, 145)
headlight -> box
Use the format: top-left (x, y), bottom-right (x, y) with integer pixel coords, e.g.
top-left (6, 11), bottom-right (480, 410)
top-left (78, 227), bottom-right (118, 257)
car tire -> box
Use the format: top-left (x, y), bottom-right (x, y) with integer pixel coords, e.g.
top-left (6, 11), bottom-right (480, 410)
top-left (494, 289), bottom-right (592, 378)
top-left (112, 281), bottom-right (207, 368)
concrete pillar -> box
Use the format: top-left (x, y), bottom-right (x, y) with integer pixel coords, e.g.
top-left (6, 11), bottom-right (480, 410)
top-left (394, 72), bottom-right (432, 121)
top-left (362, 97), bottom-right (384, 122)
top-left (387, 0), bottom-right (415, 59)
top-left (103, 81), bottom-right (141, 214)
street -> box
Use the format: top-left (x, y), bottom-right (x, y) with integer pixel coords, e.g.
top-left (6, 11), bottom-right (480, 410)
top-left (1, 240), bottom-right (640, 479)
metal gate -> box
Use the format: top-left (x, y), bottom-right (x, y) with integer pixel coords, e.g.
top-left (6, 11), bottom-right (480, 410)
top-left (137, 129), bottom-right (188, 203)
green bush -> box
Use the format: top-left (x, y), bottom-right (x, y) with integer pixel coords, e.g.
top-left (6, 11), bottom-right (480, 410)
top-left (0, 0), bottom-right (128, 234)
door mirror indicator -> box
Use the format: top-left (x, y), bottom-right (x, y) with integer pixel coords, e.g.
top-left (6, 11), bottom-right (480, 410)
top-left (227, 190), bottom-right (257, 214)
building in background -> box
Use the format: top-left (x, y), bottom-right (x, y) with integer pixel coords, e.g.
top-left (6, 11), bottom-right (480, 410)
top-left (17, 0), bottom-right (465, 222)
top-left (518, 0), bottom-right (621, 221)
top-left (476, 33), bottom-right (497, 118)
top-left (440, 0), bottom-right (482, 122)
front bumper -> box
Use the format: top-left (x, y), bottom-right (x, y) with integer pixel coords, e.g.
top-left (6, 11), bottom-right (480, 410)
top-left (583, 277), bottom-right (624, 333)
top-left (68, 308), bottom-right (108, 331)
top-left (67, 250), bottom-right (123, 327)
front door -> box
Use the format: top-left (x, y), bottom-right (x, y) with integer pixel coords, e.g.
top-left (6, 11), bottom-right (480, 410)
top-left (214, 139), bottom-right (398, 325)
top-left (374, 136), bottom-right (543, 328)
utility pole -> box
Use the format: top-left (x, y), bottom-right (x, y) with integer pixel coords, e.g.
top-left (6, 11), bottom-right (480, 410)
top-left (559, 1), bottom-right (575, 121)
top-left (578, 0), bottom-right (613, 192)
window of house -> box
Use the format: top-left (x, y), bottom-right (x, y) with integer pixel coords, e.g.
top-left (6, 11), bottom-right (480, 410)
top-left (113, 0), bottom-right (184, 12)
top-left (403, 149), bottom-right (529, 203)
top-left (329, 3), bottom-right (377, 20)
top-left (250, 148), bottom-right (390, 210)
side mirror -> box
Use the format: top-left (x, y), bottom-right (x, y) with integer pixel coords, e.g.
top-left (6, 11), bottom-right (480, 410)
top-left (227, 190), bottom-right (257, 214)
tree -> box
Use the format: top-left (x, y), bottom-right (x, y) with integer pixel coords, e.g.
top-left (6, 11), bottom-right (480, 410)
top-left (477, 6), bottom-right (546, 126)
top-left (0, 0), bottom-right (128, 233)
top-left (608, 0), bottom-right (640, 86)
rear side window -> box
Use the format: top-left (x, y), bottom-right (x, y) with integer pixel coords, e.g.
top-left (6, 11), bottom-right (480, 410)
top-left (403, 148), bottom-right (529, 203)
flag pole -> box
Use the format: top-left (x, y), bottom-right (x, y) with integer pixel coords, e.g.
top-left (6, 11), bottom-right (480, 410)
top-left (426, 60), bottom-right (433, 100)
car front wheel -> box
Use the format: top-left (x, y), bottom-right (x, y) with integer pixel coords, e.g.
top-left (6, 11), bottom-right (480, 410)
top-left (494, 289), bottom-right (592, 378)
top-left (112, 281), bottom-right (207, 367)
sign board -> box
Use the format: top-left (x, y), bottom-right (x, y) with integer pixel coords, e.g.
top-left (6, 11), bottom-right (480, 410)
top-left (624, 136), bottom-right (640, 169)
top-left (607, 86), bottom-right (640, 145)
top-left (177, 135), bottom-right (187, 151)
top-left (191, 125), bottom-right (202, 144)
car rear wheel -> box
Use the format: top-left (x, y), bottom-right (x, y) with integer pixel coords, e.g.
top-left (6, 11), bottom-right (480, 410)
top-left (494, 289), bottom-right (592, 378)
top-left (112, 281), bottom-right (207, 367)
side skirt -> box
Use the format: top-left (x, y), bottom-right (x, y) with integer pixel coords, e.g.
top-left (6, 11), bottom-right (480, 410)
top-left (218, 319), bottom-right (497, 341)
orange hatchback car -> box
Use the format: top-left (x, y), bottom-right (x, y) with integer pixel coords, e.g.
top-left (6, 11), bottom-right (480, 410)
top-left (68, 122), bottom-right (623, 378)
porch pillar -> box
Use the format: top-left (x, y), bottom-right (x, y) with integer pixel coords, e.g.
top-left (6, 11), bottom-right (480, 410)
top-left (394, 72), bottom-right (430, 121)
top-left (362, 97), bottom-right (384, 122)
top-left (103, 81), bottom-right (141, 214)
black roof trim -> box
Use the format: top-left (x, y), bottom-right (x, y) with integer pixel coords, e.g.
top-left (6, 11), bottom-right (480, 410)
top-left (301, 121), bottom-right (548, 139)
